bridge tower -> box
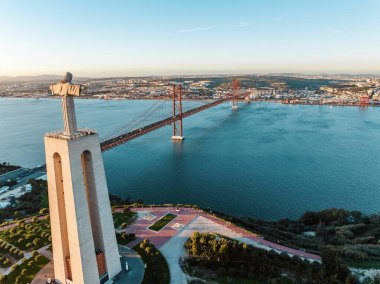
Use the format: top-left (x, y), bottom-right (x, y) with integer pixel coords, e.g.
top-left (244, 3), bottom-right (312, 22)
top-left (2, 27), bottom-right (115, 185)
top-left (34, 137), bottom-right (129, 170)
top-left (44, 73), bottom-right (121, 284)
top-left (231, 79), bottom-right (239, 110)
top-left (172, 84), bottom-right (184, 141)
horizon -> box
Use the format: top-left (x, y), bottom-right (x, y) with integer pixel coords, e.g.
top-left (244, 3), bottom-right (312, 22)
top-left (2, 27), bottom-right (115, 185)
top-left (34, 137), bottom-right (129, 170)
top-left (1, 0), bottom-right (380, 76)
top-left (2, 71), bottom-right (380, 80)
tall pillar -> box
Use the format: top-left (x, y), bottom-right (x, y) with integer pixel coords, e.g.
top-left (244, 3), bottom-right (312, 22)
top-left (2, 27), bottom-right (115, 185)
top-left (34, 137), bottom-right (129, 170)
top-left (172, 84), bottom-right (184, 141)
top-left (46, 73), bottom-right (121, 283)
top-left (45, 131), bottom-right (121, 284)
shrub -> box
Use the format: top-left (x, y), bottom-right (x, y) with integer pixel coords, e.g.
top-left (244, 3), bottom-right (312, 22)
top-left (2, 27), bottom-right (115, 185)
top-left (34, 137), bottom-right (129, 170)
top-left (21, 268), bottom-right (28, 276)
top-left (145, 247), bottom-right (153, 255)
top-left (15, 276), bottom-right (22, 284)
top-left (27, 260), bottom-right (34, 267)
top-left (2, 258), bottom-right (9, 266)
top-left (33, 238), bottom-right (40, 246)
top-left (10, 264), bottom-right (18, 272)
top-left (39, 208), bottom-right (49, 215)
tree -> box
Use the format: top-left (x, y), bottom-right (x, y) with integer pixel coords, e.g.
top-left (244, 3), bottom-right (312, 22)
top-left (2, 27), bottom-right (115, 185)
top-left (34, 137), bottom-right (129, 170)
top-left (28, 260), bottom-right (35, 267)
top-left (39, 208), bottom-right (49, 215)
top-left (21, 268), bottom-right (28, 276)
top-left (316, 221), bottom-right (327, 238)
top-left (145, 247), bottom-right (153, 255)
top-left (2, 258), bottom-right (9, 266)
top-left (15, 276), bottom-right (22, 284)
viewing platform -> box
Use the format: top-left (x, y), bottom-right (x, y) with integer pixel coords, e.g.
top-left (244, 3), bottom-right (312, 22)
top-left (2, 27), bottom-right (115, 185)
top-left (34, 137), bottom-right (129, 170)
top-left (45, 129), bottom-right (97, 140)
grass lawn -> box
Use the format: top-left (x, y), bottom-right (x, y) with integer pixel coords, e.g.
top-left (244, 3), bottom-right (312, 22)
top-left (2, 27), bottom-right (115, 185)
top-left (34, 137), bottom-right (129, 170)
top-left (148, 213), bottom-right (177, 232)
top-left (345, 259), bottom-right (380, 270)
top-left (133, 240), bottom-right (170, 284)
top-left (0, 254), bottom-right (49, 284)
top-left (113, 211), bottom-right (137, 229)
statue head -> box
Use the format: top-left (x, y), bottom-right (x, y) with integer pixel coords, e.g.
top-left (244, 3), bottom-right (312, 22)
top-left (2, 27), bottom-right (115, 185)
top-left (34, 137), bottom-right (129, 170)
top-left (61, 72), bottom-right (73, 84)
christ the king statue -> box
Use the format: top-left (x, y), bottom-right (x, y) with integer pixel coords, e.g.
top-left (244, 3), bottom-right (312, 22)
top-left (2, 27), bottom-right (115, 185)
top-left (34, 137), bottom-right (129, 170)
top-left (50, 72), bottom-right (85, 137)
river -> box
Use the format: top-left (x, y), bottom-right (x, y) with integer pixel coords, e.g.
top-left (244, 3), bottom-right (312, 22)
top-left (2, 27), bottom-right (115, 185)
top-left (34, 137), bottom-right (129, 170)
top-left (1, 98), bottom-right (380, 220)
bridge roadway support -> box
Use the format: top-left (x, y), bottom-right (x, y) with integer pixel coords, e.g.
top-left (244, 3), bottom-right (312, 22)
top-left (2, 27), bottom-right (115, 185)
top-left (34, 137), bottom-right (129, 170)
top-left (231, 79), bottom-right (239, 110)
top-left (231, 102), bottom-right (238, 110)
top-left (171, 135), bottom-right (184, 141)
top-left (172, 84), bottom-right (184, 142)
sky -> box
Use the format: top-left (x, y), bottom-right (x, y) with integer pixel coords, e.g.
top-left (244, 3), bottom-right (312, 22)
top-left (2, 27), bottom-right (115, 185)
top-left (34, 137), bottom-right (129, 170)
top-left (1, 0), bottom-right (380, 77)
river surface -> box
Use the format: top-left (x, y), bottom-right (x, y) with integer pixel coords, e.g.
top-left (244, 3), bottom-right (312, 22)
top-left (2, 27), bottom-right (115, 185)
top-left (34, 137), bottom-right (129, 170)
top-left (1, 98), bottom-right (380, 220)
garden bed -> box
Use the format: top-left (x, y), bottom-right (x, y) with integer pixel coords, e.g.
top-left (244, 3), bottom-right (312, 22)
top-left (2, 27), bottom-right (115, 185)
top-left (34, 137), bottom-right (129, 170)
top-left (147, 213), bottom-right (177, 232)
top-left (133, 240), bottom-right (169, 284)
top-left (0, 253), bottom-right (49, 284)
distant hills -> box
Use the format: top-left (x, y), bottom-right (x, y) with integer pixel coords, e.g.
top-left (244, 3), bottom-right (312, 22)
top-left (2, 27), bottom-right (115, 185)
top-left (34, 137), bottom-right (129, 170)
top-left (0, 75), bottom-right (90, 82)
top-left (0, 73), bottom-right (379, 83)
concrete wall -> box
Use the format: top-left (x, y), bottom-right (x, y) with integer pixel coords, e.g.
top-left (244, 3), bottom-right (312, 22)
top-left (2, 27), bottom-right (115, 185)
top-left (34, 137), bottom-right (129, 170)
top-left (45, 133), bottom-right (121, 284)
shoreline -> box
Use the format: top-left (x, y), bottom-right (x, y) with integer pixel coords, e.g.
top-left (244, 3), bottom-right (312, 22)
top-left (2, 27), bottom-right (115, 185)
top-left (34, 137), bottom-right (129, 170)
top-left (1, 96), bottom-right (380, 107)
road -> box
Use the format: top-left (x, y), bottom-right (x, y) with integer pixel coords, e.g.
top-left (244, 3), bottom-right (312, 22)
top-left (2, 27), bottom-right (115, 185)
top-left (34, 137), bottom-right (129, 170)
top-left (117, 245), bottom-right (145, 284)
top-left (31, 245), bottom-right (145, 284)
top-left (0, 168), bottom-right (29, 184)
top-left (0, 166), bottom-right (46, 201)
top-left (0, 165), bottom-right (45, 186)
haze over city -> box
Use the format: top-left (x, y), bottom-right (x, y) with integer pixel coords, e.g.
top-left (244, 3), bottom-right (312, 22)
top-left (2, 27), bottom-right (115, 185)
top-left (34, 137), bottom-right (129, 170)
top-left (1, 0), bottom-right (380, 77)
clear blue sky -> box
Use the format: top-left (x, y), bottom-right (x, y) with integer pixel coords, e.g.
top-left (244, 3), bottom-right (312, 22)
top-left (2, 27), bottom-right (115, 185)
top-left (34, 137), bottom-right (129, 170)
top-left (1, 0), bottom-right (380, 76)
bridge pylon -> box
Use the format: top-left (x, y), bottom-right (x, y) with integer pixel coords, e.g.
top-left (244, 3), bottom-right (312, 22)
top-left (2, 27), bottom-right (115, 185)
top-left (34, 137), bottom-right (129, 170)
top-left (231, 79), bottom-right (239, 110)
top-left (172, 84), bottom-right (184, 141)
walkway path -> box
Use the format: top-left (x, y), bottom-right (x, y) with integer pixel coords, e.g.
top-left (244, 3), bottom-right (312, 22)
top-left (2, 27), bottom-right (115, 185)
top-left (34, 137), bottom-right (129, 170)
top-left (0, 215), bottom-right (47, 232)
top-left (31, 246), bottom-right (144, 284)
top-left (126, 207), bottom-right (320, 261)
top-left (123, 207), bottom-right (321, 284)
top-left (116, 245), bottom-right (145, 284)
top-left (31, 261), bottom-right (54, 284)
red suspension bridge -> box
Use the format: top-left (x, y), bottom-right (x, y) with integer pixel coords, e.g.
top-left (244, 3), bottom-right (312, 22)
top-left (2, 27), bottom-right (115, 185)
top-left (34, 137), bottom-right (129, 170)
top-left (99, 80), bottom-right (250, 152)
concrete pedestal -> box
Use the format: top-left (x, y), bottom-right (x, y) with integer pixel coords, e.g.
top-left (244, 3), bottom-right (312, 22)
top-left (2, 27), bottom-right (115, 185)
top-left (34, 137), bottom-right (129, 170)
top-left (44, 130), bottom-right (121, 284)
top-left (171, 136), bottom-right (184, 141)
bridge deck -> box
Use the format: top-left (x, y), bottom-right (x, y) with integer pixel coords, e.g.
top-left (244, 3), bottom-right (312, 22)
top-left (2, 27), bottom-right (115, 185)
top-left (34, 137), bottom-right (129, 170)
top-left (100, 94), bottom-right (248, 152)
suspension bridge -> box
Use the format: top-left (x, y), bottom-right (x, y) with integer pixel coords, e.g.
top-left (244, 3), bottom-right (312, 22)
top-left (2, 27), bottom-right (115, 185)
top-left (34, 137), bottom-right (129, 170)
top-left (99, 80), bottom-right (250, 152)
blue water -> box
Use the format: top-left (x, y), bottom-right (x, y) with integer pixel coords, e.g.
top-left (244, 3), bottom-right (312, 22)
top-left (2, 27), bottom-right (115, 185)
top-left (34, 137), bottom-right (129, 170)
top-left (1, 98), bottom-right (380, 220)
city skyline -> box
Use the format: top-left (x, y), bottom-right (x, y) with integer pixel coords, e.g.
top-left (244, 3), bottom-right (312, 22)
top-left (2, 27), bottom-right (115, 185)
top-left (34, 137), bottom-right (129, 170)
top-left (1, 0), bottom-right (380, 77)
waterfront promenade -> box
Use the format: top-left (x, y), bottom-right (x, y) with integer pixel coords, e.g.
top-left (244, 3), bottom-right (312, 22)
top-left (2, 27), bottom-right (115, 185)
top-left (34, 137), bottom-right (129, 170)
top-left (124, 207), bottom-right (321, 261)
top-left (122, 207), bottom-right (320, 283)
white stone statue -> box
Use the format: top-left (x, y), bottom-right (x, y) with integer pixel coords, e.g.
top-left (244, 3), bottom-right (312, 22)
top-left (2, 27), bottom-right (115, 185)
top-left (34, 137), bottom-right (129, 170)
top-left (50, 72), bottom-right (86, 137)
